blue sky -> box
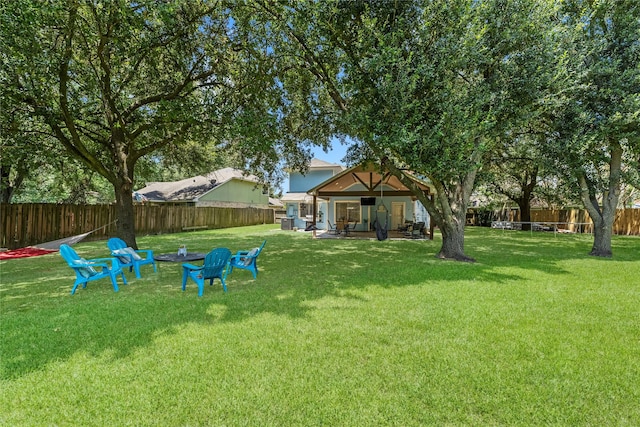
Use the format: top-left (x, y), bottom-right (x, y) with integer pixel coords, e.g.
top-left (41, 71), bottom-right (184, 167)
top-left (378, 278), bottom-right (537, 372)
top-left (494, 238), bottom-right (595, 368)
top-left (311, 137), bottom-right (348, 165)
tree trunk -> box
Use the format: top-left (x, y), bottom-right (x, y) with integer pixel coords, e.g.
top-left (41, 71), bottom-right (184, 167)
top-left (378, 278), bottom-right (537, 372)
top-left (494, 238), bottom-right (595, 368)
top-left (586, 186), bottom-right (616, 258)
top-left (114, 179), bottom-right (138, 249)
top-left (0, 167), bottom-right (14, 203)
top-left (590, 218), bottom-right (613, 257)
top-left (432, 165), bottom-right (478, 262)
top-left (517, 197), bottom-right (532, 231)
top-left (438, 218), bottom-right (475, 262)
top-left (383, 159), bottom-right (477, 262)
top-left (505, 166), bottom-right (537, 231)
top-left (577, 140), bottom-right (621, 258)
top-left (0, 165), bottom-right (25, 204)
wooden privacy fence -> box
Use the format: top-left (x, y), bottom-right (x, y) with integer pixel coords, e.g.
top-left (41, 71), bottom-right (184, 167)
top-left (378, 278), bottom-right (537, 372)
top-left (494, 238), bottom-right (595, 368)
top-left (133, 204), bottom-right (273, 234)
top-left (0, 203), bottom-right (274, 249)
top-left (489, 208), bottom-right (640, 236)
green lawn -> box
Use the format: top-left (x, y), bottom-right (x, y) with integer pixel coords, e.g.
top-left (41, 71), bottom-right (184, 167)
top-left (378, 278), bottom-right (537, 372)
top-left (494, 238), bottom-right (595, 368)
top-left (1, 225), bottom-right (639, 426)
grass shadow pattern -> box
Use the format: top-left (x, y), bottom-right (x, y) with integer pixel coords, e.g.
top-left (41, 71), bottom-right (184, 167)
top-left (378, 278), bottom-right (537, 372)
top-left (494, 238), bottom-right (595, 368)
top-left (1, 225), bottom-right (639, 425)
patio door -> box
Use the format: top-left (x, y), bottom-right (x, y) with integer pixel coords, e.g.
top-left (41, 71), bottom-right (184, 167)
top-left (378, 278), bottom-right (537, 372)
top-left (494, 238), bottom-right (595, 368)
top-left (391, 202), bottom-right (405, 230)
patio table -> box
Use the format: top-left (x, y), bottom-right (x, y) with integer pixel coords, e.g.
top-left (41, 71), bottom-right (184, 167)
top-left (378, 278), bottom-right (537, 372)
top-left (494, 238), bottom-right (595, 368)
top-left (154, 252), bottom-right (206, 262)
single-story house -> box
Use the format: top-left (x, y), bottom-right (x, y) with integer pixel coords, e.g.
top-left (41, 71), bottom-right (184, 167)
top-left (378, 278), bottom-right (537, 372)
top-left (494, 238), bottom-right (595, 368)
top-left (135, 167), bottom-right (269, 208)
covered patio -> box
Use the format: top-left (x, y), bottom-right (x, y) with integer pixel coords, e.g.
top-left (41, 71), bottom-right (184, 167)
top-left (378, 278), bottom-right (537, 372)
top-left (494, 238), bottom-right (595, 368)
top-left (313, 227), bottom-right (430, 240)
top-left (307, 162), bottom-right (435, 239)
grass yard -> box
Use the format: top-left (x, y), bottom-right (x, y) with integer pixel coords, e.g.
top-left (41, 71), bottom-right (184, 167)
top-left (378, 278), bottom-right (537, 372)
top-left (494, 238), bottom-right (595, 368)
top-left (1, 225), bottom-right (639, 426)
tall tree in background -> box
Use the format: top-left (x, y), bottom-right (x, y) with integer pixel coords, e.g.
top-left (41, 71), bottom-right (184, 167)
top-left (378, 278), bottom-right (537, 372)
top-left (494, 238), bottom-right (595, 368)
top-left (549, 0), bottom-right (640, 257)
top-left (0, 86), bottom-right (62, 203)
top-left (0, 113), bottom-right (37, 203)
top-left (256, 0), bottom-right (555, 261)
top-left (0, 103), bottom-right (113, 204)
top-left (480, 133), bottom-right (554, 230)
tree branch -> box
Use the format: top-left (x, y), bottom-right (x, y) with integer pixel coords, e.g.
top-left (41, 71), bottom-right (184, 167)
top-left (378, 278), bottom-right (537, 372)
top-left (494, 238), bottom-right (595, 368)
top-left (133, 123), bottom-right (192, 161)
top-left (255, 0), bottom-right (348, 112)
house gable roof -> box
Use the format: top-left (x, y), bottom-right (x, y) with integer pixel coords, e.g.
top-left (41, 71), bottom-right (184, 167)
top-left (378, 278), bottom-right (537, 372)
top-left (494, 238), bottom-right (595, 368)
top-left (307, 162), bottom-right (434, 198)
top-left (137, 167), bottom-right (259, 202)
top-left (286, 158), bottom-right (345, 174)
top-left (309, 158), bottom-right (345, 170)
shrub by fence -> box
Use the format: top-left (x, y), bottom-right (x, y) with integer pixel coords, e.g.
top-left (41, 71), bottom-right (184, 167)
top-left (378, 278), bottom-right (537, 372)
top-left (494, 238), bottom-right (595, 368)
top-left (0, 203), bottom-right (274, 249)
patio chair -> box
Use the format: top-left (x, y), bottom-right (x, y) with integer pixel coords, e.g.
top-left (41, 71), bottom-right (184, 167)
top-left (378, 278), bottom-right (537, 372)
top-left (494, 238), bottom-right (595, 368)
top-left (343, 221), bottom-right (358, 236)
top-left (405, 222), bottom-right (426, 239)
top-left (227, 240), bottom-right (266, 279)
top-left (327, 221), bottom-right (340, 235)
top-left (60, 244), bottom-right (128, 295)
top-left (107, 237), bottom-right (157, 279)
top-left (182, 248), bottom-right (232, 297)
top-left (397, 220), bottom-right (412, 233)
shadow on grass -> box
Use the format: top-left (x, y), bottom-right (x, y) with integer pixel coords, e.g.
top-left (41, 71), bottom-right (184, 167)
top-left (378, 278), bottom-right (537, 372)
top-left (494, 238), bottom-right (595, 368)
top-left (1, 226), bottom-right (637, 380)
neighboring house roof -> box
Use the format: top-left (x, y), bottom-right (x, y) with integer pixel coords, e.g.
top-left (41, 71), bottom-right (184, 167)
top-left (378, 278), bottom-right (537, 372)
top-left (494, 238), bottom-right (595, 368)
top-left (269, 197), bottom-right (284, 207)
top-left (137, 167), bottom-right (259, 202)
top-left (281, 192), bottom-right (316, 203)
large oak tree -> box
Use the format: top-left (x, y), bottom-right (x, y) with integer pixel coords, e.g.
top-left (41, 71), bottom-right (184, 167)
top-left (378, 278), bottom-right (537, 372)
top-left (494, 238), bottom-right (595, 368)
top-left (2, 0), bottom-right (332, 247)
top-left (548, 0), bottom-right (640, 257)
top-left (3, 1), bottom-right (240, 246)
top-left (255, 0), bottom-right (556, 261)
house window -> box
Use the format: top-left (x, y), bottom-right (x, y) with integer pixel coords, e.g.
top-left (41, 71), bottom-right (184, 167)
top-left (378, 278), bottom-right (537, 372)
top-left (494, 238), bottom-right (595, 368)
top-left (299, 203), bottom-right (314, 219)
top-left (335, 201), bottom-right (361, 223)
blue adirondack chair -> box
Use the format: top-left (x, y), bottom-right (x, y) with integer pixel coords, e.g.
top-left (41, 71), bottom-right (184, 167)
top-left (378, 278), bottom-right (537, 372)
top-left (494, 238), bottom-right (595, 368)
top-left (227, 240), bottom-right (266, 279)
top-left (60, 244), bottom-right (127, 295)
top-left (107, 237), bottom-right (157, 279)
top-left (182, 248), bottom-right (232, 297)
